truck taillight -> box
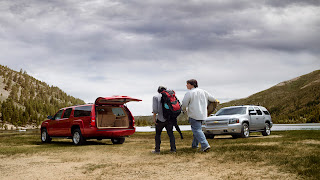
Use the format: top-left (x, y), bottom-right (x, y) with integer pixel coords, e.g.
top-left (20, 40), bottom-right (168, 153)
top-left (90, 116), bottom-right (96, 127)
top-left (132, 116), bottom-right (135, 127)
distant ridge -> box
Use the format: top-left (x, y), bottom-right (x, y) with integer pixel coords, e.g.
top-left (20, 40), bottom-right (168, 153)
top-left (0, 64), bottom-right (85, 129)
top-left (221, 70), bottom-right (320, 123)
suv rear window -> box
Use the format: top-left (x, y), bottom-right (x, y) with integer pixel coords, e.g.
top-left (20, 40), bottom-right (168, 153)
top-left (112, 108), bottom-right (126, 116)
top-left (74, 106), bottom-right (92, 117)
top-left (263, 110), bottom-right (270, 115)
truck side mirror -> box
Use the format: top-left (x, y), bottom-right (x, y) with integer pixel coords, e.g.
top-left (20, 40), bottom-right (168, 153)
top-left (47, 116), bottom-right (53, 120)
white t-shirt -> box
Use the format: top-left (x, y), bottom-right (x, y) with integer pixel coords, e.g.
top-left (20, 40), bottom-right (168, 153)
top-left (182, 88), bottom-right (216, 120)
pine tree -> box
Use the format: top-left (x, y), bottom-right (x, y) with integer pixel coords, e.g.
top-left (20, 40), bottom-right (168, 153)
top-left (5, 79), bottom-right (12, 90)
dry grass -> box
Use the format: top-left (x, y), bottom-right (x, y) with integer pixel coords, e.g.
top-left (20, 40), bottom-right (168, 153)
top-left (0, 130), bottom-right (319, 180)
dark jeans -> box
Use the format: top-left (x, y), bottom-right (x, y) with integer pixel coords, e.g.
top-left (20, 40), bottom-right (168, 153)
top-left (155, 120), bottom-right (176, 152)
top-left (173, 120), bottom-right (183, 139)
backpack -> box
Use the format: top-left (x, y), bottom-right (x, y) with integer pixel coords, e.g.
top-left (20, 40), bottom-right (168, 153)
top-left (160, 90), bottom-right (182, 120)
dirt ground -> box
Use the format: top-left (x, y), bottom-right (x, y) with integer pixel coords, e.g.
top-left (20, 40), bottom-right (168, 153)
top-left (0, 136), bottom-right (300, 180)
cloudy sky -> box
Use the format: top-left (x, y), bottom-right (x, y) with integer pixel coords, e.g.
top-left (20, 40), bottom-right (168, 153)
top-left (0, 0), bottom-right (319, 116)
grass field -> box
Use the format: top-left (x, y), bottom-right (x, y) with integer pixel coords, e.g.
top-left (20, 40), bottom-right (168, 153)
top-left (0, 130), bottom-right (319, 180)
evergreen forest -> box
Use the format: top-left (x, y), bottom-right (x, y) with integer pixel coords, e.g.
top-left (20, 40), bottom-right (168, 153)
top-left (0, 65), bottom-right (85, 129)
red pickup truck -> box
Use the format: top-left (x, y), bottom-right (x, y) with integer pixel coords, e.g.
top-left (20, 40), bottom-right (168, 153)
top-left (40, 96), bottom-right (141, 145)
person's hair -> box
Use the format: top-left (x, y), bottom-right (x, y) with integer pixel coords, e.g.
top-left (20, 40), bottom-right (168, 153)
top-left (187, 79), bottom-right (198, 88)
top-left (157, 86), bottom-right (167, 93)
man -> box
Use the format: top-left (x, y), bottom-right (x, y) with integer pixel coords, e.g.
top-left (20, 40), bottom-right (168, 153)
top-left (182, 79), bottom-right (216, 152)
top-left (152, 86), bottom-right (176, 154)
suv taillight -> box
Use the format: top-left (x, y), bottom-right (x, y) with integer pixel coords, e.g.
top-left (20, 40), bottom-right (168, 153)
top-left (132, 116), bottom-right (135, 127)
top-left (90, 116), bottom-right (96, 127)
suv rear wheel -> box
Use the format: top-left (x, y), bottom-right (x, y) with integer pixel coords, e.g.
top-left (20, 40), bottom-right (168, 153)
top-left (41, 128), bottom-right (52, 143)
top-left (111, 137), bottom-right (125, 144)
top-left (240, 123), bottom-right (250, 138)
top-left (262, 123), bottom-right (271, 136)
top-left (72, 128), bottom-right (86, 145)
top-left (205, 134), bottom-right (215, 139)
top-left (232, 135), bottom-right (240, 139)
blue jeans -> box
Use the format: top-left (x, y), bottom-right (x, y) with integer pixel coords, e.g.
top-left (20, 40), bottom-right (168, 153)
top-left (189, 118), bottom-right (210, 149)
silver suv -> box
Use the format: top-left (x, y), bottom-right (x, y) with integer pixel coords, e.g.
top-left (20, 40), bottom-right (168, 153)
top-left (202, 105), bottom-right (273, 138)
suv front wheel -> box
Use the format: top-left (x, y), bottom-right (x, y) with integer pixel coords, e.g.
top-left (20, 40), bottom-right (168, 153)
top-left (240, 123), bottom-right (250, 138)
top-left (41, 128), bottom-right (52, 143)
top-left (72, 128), bottom-right (86, 145)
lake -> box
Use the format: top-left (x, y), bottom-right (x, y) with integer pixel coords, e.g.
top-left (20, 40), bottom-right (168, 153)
top-left (135, 123), bottom-right (320, 132)
top-left (1, 123), bottom-right (319, 134)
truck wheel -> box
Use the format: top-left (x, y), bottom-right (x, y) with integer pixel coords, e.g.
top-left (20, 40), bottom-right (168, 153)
top-left (240, 123), bottom-right (250, 138)
top-left (262, 123), bottom-right (271, 136)
top-left (111, 138), bottom-right (125, 144)
top-left (41, 128), bottom-right (52, 143)
top-left (72, 128), bottom-right (85, 145)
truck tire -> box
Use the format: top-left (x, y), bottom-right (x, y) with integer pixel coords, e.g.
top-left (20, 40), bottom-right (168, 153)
top-left (240, 123), bottom-right (250, 138)
top-left (262, 123), bottom-right (271, 136)
top-left (111, 137), bottom-right (125, 144)
top-left (41, 128), bottom-right (52, 143)
top-left (72, 128), bottom-right (85, 145)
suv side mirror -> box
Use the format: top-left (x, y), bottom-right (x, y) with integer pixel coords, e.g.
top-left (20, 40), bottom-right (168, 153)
top-left (47, 116), bottom-right (53, 120)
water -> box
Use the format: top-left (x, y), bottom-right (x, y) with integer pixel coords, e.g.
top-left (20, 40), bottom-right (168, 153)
top-left (271, 123), bottom-right (320, 131)
top-left (135, 123), bottom-right (320, 132)
top-left (1, 124), bottom-right (319, 134)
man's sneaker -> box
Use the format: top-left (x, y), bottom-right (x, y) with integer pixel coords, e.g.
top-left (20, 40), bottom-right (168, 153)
top-left (202, 146), bottom-right (211, 152)
top-left (151, 150), bottom-right (160, 154)
top-left (170, 150), bottom-right (176, 153)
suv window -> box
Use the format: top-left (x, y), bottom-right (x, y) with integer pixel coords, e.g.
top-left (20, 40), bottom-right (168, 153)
top-left (260, 107), bottom-right (270, 115)
top-left (216, 107), bottom-right (247, 116)
top-left (112, 107), bottom-right (126, 116)
top-left (54, 109), bottom-right (64, 120)
top-left (63, 108), bottom-right (73, 118)
top-left (254, 107), bottom-right (263, 115)
top-left (263, 110), bottom-right (270, 115)
top-left (74, 106), bottom-right (92, 117)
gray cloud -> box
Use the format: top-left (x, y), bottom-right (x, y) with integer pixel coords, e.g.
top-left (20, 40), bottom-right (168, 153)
top-left (0, 0), bottom-right (319, 115)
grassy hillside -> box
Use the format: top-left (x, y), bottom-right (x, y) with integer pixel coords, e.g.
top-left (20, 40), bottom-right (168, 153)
top-left (221, 70), bottom-right (320, 124)
top-left (0, 65), bottom-right (85, 129)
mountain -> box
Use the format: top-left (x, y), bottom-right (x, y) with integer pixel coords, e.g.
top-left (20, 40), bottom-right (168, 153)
top-left (221, 70), bottom-right (320, 124)
top-left (0, 65), bottom-right (85, 129)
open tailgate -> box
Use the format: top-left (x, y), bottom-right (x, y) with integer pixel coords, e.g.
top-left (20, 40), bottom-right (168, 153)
top-left (95, 96), bottom-right (142, 105)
